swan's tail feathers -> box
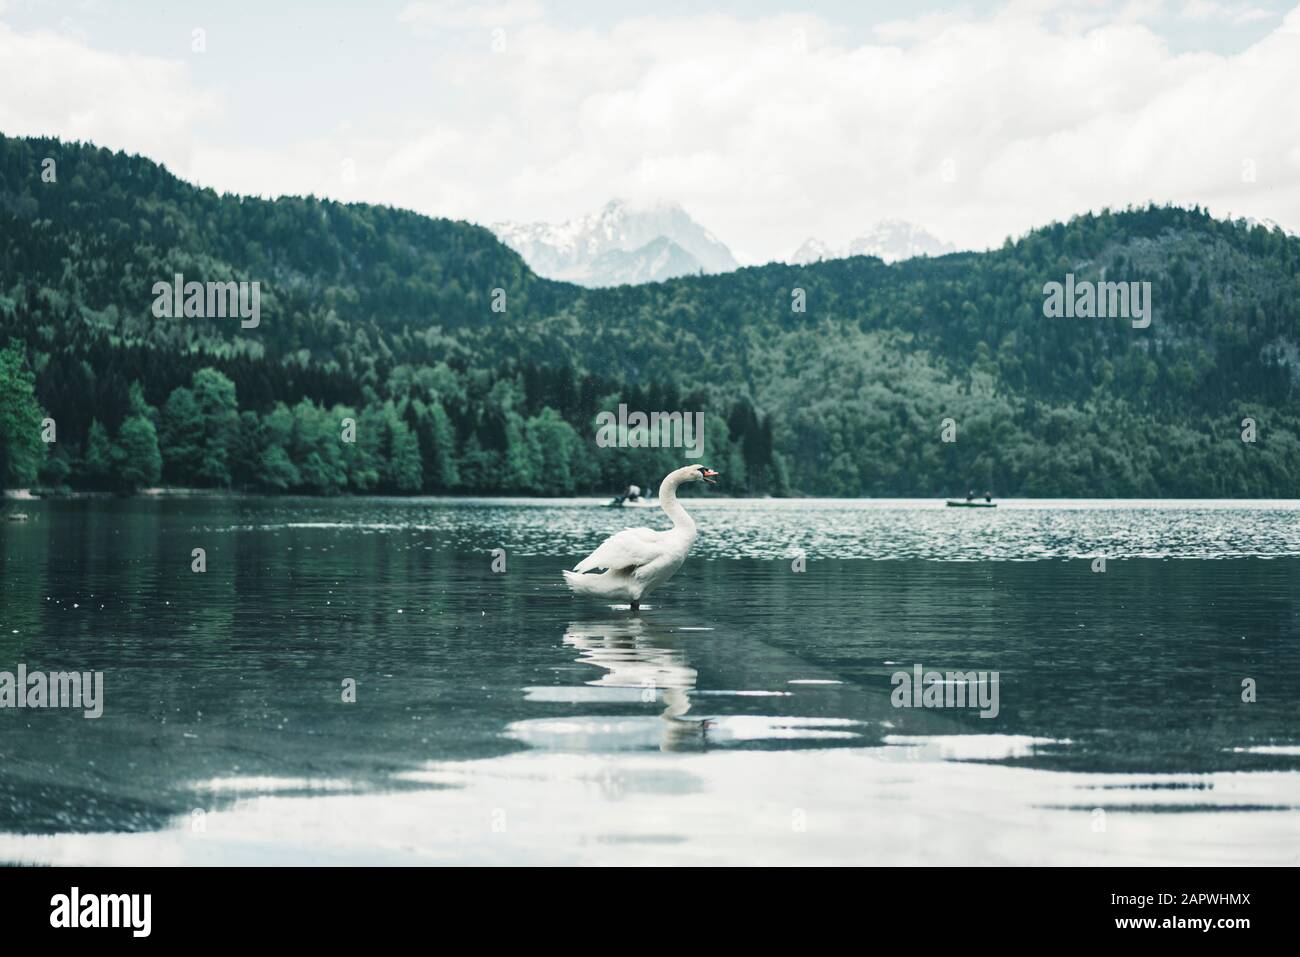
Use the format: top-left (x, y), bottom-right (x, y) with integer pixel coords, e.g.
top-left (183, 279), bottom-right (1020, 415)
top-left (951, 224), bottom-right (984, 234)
top-left (563, 569), bottom-right (611, 597)
top-left (562, 567), bottom-right (634, 600)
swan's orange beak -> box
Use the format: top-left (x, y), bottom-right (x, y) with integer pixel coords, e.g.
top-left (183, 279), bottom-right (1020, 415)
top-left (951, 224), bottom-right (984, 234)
top-left (701, 468), bottom-right (719, 484)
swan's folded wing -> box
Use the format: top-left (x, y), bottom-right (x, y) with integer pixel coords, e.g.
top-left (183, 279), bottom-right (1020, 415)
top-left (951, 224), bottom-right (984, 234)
top-left (573, 527), bottom-right (664, 572)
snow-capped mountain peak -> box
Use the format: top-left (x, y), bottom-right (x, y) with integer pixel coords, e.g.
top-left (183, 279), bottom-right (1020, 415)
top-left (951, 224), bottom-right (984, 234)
top-left (490, 199), bottom-right (738, 287)
top-left (791, 237), bottom-right (835, 264)
top-left (791, 221), bottom-right (957, 265)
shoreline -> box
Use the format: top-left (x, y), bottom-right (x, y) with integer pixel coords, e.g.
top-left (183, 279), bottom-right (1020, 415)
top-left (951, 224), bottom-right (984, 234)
top-left (7, 488), bottom-right (1300, 505)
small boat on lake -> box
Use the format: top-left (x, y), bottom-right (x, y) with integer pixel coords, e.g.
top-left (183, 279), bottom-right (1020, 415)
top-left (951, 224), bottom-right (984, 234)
top-left (606, 483), bottom-right (655, 507)
top-left (946, 500), bottom-right (996, 508)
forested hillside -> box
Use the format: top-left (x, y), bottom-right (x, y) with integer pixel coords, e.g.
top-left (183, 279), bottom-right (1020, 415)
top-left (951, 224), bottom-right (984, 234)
top-left (2, 133), bottom-right (1298, 497)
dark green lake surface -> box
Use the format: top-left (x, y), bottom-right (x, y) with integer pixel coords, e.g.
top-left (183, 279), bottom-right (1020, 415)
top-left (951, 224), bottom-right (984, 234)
top-left (1, 497), bottom-right (1297, 864)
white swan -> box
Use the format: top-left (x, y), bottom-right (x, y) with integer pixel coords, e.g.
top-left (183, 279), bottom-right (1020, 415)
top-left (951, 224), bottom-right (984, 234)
top-left (563, 464), bottom-right (719, 610)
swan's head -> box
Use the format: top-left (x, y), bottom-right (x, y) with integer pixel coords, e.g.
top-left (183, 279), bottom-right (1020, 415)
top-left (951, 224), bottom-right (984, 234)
top-left (675, 465), bottom-right (719, 485)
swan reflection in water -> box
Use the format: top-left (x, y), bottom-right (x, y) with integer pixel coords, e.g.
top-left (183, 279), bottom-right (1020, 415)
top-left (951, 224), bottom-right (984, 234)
top-left (563, 618), bottom-right (712, 752)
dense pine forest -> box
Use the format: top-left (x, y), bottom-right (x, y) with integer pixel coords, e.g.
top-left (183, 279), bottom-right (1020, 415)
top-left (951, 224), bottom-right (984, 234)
top-left (1, 133), bottom-right (1298, 497)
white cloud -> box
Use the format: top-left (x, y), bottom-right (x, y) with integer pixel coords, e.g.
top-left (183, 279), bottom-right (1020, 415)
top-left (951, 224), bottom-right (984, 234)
top-left (0, 22), bottom-right (218, 173)
top-left (398, 0), bottom-right (545, 29)
top-left (874, 10), bottom-right (974, 43)
top-left (1178, 1), bottom-right (1275, 24)
top-left (359, 3), bottom-right (1300, 260)
top-left (3, 3), bottom-right (1299, 264)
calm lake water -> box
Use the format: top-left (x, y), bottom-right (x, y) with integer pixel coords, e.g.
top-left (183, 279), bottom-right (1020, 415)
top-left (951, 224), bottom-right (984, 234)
top-left (1, 496), bottom-right (1298, 865)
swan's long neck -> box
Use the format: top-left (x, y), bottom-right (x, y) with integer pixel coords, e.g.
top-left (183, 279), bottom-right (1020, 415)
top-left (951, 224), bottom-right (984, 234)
top-left (658, 474), bottom-right (696, 533)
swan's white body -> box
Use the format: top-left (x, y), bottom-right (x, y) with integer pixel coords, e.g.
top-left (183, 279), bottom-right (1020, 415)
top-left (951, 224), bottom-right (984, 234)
top-left (564, 465), bottom-right (715, 607)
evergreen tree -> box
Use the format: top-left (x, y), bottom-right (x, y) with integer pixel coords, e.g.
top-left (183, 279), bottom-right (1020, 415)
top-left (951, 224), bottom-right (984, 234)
top-left (38, 444), bottom-right (73, 491)
top-left (526, 407), bottom-right (578, 494)
top-left (191, 368), bottom-right (240, 487)
top-left (82, 420), bottom-right (113, 489)
top-left (231, 411), bottom-right (264, 489)
top-left (259, 444), bottom-right (301, 491)
top-left (0, 341), bottom-right (44, 488)
top-left (256, 404), bottom-right (300, 492)
top-left (113, 414), bottom-right (162, 492)
top-left (425, 399), bottom-right (460, 491)
top-left (291, 399), bottom-right (346, 494)
top-left (348, 405), bottom-right (382, 492)
top-left (502, 411), bottom-right (535, 493)
top-left (386, 412), bottom-right (423, 493)
top-left (159, 387), bottom-right (204, 485)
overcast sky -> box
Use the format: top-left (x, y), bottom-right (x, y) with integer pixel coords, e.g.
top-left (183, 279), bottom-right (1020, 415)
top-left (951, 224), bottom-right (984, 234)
top-left (3, 0), bottom-right (1298, 263)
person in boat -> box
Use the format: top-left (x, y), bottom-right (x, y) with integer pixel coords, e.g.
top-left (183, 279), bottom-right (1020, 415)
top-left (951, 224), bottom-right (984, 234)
top-left (983, 491), bottom-right (992, 502)
top-left (610, 484), bottom-right (642, 506)
top-left (966, 490), bottom-right (975, 502)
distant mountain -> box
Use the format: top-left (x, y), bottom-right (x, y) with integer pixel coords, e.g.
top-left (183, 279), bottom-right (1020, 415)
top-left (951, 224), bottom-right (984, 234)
top-left (793, 220), bottom-right (957, 264)
top-left (1243, 216), bottom-right (1294, 236)
top-left (491, 199), bottom-right (738, 286)
top-left (790, 237), bottom-right (835, 265)
top-left (584, 236), bottom-right (705, 287)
